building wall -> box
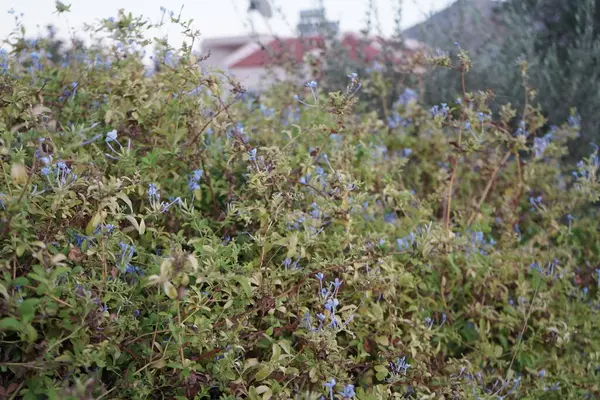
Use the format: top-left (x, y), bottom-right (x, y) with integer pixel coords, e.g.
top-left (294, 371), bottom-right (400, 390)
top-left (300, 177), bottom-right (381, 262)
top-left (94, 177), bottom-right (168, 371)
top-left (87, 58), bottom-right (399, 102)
top-left (229, 66), bottom-right (289, 91)
top-left (204, 46), bottom-right (239, 69)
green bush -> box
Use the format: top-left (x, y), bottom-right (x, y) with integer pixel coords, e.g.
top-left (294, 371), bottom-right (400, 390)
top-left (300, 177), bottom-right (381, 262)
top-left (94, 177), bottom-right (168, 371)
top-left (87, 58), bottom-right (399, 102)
top-left (0, 7), bottom-right (599, 400)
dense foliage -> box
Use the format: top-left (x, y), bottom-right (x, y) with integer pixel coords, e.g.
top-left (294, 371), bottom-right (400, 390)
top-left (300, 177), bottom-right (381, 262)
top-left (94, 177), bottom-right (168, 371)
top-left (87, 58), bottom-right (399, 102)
top-left (409, 0), bottom-right (600, 159)
top-left (1, 6), bottom-right (600, 400)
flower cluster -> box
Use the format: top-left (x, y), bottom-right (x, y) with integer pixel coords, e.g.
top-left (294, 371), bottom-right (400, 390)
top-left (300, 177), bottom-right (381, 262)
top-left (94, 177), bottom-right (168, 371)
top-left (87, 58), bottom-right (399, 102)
top-left (147, 183), bottom-right (181, 213)
top-left (430, 103), bottom-right (450, 118)
top-left (41, 160), bottom-right (78, 188)
top-left (424, 313), bottom-right (447, 330)
top-left (530, 259), bottom-right (561, 280)
top-left (322, 378), bottom-right (355, 399)
top-left (188, 169), bottom-right (203, 192)
top-left (387, 356), bottom-right (411, 382)
top-left (396, 232), bottom-right (416, 252)
top-left (104, 129), bottom-right (130, 160)
top-left (534, 134), bottom-right (552, 159)
top-left (303, 273), bottom-right (357, 333)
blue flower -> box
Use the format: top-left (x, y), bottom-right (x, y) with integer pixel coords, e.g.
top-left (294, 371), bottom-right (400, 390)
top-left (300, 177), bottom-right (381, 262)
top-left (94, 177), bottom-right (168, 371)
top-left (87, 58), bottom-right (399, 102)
top-left (305, 80), bottom-right (318, 89)
top-left (283, 258), bottom-right (292, 269)
top-left (435, 48), bottom-right (449, 57)
top-left (402, 148), bottom-right (413, 157)
top-left (396, 232), bottom-right (416, 251)
top-left (299, 173), bottom-right (311, 185)
top-left (41, 166), bottom-right (51, 176)
top-left (477, 112), bottom-right (490, 122)
top-left (440, 313), bottom-right (447, 326)
top-left (348, 72), bottom-right (358, 81)
top-left (384, 212), bottom-right (397, 224)
top-left (324, 378), bottom-right (336, 400)
top-left (331, 278), bottom-right (342, 290)
top-left (315, 272), bottom-right (324, 281)
top-left (148, 183), bottom-right (160, 202)
top-left (190, 169), bottom-right (203, 181)
top-left (125, 264), bottom-right (143, 277)
top-left (339, 384), bottom-right (356, 398)
top-left (398, 88), bottom-right (418, 105)
top-left (248, 148), bottom-right (257, 161)
top-left (188, 169), bottom-right (204, 192)
top-left (188, 179), bottom-right (200, 191)
top-left (105, 129), bottom-right (117, 142)
top-left (534, 135), bottom-right (551, 159)
top-left (387, 113), bottom-right (406, 129)
top-left (389, 356), bottom-right (410, 375)
top-left (425, 317), bottom-right (434, 329)
top-left (119, 242), bottom-right (135, 261)
top-left (568, 114), bottom-right (581, 129)
top-left (261, 105), bottom-right (275, 118)
top-left (471, 231), bottom-right (484, 245)
top-left (329, 315), bottom-right (339, 328)
top-left (310, 202), bottom-right (322, 219)
top-left (430, 103), bottom-right (450, 118)
top-left (324, 298), bottom-right (339, 313)
top-left (515, 120), bottom-right (529, 137)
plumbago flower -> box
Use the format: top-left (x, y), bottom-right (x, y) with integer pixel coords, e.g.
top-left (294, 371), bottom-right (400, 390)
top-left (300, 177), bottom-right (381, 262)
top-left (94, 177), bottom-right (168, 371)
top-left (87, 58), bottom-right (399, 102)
top-left (386, 356), bottom-right (411, 383)
top-left (146, 183), bottom-right (181, 213)
top-left (259, 104), bottom-right (275, 118)
top-left (104, 129), bottom-right (131, 160)
top-left (323, 378), bottom-right (336, 400)
top-left (41, 161), bottom-right (78, 188)
top-left (294, 80), bottom-right (319, 107)
top-left (188, 169), bottom-right (203, 192)
top-left (303, 273), bottom-right (360, 334)
top-left (398, 88), bottom-right (418, 106)
top-left (3, 9), bottom-right (600, 399)
top-left (430, 103), bottom-right (450, 118)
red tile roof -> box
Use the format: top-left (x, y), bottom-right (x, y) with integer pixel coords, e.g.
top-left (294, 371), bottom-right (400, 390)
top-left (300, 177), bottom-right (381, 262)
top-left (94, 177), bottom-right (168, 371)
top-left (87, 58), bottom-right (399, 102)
top-left (229, 34), bottom-right (384, 68)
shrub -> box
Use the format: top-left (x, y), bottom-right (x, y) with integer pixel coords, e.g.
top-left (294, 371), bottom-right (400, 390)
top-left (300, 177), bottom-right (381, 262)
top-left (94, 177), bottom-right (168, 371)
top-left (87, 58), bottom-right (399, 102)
top-left (0, 6), bottom-right (599, 400)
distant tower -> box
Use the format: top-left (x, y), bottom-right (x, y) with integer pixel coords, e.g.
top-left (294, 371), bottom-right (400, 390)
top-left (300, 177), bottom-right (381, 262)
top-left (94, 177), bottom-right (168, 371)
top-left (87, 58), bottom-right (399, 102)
top-left (296, 7), bottom-right (339, 37)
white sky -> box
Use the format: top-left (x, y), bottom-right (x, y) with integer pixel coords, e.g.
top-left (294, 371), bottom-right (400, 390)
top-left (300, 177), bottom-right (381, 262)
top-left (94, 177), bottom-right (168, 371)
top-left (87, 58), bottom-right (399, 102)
top-left (0, 0), bottom-right (452, 49)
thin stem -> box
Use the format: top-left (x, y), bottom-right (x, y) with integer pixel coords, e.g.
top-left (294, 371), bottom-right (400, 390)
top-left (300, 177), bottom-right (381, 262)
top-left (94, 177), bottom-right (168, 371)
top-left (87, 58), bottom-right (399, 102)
top-left (467, 150), bottom-right (513, 226)
top-left (177, 299), bottom-right (185, 364)
top-left (7, 381), bottom-right (24, 400)
top-left (507, 280), bottom-right (541, 374)
top-left (444, 157), bottom-right (458, 236)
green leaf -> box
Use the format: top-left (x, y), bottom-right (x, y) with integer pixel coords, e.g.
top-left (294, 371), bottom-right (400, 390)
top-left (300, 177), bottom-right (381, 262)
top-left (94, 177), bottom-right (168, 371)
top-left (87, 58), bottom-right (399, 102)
top-left (23, 323), bottom-right (38, 343)
top-left (286, 233), bottom-right (298, 258)
top-left (233, 276), bottom-right (253, 298)
top-left (0, 282), bottom-right (8, 299)
top-left (19, 298), bottom-right (40, 323)
top-left (125, 215), bottom-right (140, 232)
top-left (0, 318), bottom-right (24, 331)
top-left (375, 336), bottom-right (389, 346)
top-left (115, 192), bottom-right (133, 212)
top-left (163, 281), bottom-right (177, 299)
top-left (254, 365), bottom-right (272, 381)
